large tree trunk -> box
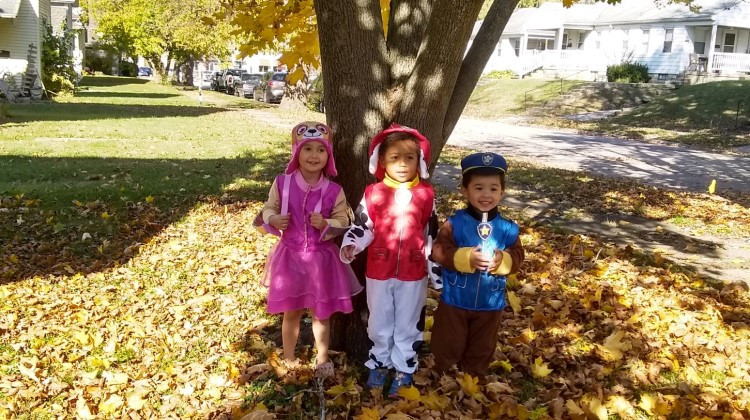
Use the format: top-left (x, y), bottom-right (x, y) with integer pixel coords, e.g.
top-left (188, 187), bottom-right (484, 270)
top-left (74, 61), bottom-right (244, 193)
top-left (314, 0), bottom-right (518, 359)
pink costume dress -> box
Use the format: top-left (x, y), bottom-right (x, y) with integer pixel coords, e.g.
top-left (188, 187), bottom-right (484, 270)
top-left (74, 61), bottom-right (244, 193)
top-left (259, 171), bottom-right (362, 320)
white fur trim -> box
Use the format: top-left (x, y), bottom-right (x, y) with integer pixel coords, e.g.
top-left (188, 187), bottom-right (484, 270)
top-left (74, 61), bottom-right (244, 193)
top-left (419, 150), bottom-right (429, 179)
top-left (369, 144), bottom-right (381, 175)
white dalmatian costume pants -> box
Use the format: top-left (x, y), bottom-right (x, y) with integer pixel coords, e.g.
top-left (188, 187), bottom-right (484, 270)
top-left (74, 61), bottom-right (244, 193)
top-left (365, 277), bottom-right (427, 374)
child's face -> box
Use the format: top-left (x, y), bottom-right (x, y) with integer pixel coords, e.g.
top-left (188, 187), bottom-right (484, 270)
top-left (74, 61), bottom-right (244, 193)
top-left (461, 174), bottom-right (505, 212)
top-left (380, 139), bottom-right (419, 182)
top-left (298, 141), bottom-right (328, 176)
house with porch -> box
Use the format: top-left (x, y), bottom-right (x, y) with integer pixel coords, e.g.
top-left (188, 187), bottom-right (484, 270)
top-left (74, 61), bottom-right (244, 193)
top-left (50, 0), bottom-right (85, 75)
top-left (0, 0), bottom-right (50, 98)
top-left (480, 0), bottom-right (750, 81)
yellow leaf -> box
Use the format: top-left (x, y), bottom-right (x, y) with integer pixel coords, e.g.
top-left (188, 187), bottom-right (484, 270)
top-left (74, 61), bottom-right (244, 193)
top-left (708, 179), bottom-right (716, 194)
top-left (597, 330), bottom-right (628, 361)
top-left (586, 396), bottom-right (608, 420)
top-left (606, 395), bottom-right (635, 417)
top-left (458, 372), bottom-right (482, 397)
top-left (638, 393), bottom-right (656, 414)
top-left (356, 407), bottom-right (380, 420)
top-left (145, 195), bottom-right (155, 204)
top-left (76, 398), bottom-right (95, 419)
top-left (531, 357), bottom-right (552, 378)
top-left (489, 359), bottom-right (514, 372)
top-left (566, 399), bottom-right (585, 419)
top-left (98, 394), bottom-right (123, 414)
top-left (583, 249), bottom-right (595, 259)
top-left (420, 392), bottom-right (450, 410)
top-left (127, 393), bottom-right (147, 410)
top-left (397, 385), bottom-right (420, 401)
top-left (73, 330), bottom-right (90, 346)
top-left (507, 291), bottom-right (521, 314)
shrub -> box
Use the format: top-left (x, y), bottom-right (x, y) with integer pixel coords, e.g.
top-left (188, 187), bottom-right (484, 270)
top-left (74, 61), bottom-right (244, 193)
top-left (120, 61), bottom-right (138, 77)
top-left (84, 54), bottom-right (115, 75)
top-left (41, 22), bottom-right (77, 95)
top-left (307, 76), bottom-right (324, 112)
top-left (606, 62), bottom-right (650, 83)
top-left (483, 70), bottom-right (517, 80)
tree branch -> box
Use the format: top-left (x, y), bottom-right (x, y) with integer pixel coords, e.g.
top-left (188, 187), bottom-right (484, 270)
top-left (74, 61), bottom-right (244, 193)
top-left (397, 0), bottom-right (485, 157)
top-left (442, 0), bottom-right (520, 143)
top-left (385, 0), bottom-right (433, 120)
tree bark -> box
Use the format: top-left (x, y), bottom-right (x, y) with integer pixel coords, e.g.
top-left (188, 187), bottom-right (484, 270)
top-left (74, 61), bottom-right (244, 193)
top-left (314, 0), bottom-right (390, 360)
top-left (442, 0), bottom-right (519, 145)
top-left (397, 0), bottom-right (485, 162)
top-left (185, 57), bottom-right (194, 86)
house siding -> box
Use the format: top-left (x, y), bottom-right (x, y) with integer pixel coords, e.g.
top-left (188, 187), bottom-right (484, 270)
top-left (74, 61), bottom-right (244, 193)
top-left (0, 0), bottom-right (47, 81)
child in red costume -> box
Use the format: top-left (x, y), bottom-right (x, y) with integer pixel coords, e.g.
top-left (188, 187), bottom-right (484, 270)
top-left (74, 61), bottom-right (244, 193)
top-left (341, 124), bottom-right (441, 397)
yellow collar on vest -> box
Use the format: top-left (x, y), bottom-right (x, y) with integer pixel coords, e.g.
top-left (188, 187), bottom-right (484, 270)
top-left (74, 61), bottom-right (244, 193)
top-left (384, 174), bottom-right (420, 189)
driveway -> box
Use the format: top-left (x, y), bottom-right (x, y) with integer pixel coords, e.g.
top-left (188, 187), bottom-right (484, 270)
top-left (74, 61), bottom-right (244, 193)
top-left (447, 117), bottom-right (750, 194)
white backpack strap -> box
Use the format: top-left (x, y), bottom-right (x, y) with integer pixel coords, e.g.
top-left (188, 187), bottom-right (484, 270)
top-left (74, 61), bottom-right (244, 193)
top-left (280, 174), bottom-right (292, 216)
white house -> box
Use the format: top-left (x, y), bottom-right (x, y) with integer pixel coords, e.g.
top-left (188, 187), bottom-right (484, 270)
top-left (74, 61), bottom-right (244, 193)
top-left (480, 0), bottom-right (750, 81)
top-left (0, 0), bottom-right (50, 93)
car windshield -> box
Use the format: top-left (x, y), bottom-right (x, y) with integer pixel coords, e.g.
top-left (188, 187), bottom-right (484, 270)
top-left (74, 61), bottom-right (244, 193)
top-left (271, 73), bottom-right (287, 82)
top-left (241, 74), bottom-right (259, 81)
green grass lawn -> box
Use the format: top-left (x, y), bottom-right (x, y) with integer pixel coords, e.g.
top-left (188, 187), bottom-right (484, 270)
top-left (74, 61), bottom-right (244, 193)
top-left (462, 78), bottom-right (584, 119)
top-left (533, 80), bottom-right (750, 149)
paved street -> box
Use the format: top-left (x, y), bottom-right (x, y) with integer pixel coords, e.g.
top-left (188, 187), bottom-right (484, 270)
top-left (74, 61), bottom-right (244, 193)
top-left (448, 117), bottom-right (750, 194)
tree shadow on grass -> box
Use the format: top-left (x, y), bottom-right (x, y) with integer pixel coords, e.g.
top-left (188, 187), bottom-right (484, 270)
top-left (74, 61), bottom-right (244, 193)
top-left (74, 91), bottom-right (182, 99)
top-left (1, 102), bottom-right (228, 123)
top-left (78, 76), bottom-right (150, 87)
top-left (0, 151), bottom-right (288, 284)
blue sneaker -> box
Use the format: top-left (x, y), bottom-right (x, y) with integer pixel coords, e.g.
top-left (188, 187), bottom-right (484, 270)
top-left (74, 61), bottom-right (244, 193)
top-left (366, 368), bottom-right (388, 390)
top-left (388, 371), bottom-right (413, 398)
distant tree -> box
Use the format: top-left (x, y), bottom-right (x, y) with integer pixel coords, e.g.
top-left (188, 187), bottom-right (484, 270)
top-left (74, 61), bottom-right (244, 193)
top-left (82, 0), bottom-right (233, 82)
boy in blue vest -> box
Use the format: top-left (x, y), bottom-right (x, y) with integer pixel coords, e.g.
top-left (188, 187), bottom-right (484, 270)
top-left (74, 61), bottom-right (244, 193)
top-left (430, 151), bottom-right (525, 377)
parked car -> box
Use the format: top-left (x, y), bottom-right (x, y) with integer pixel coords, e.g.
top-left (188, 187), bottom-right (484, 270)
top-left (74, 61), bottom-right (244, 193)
top-left (137, 67), bottom-right (153, 77)
top-left (234, 73), bottom-right (263, 98)
top-left (210, 71), bottom-right (223, 91)
top-left (253, 72), bottom-right (287, 103)
top-left (220, 68), bottom-right (245, 94)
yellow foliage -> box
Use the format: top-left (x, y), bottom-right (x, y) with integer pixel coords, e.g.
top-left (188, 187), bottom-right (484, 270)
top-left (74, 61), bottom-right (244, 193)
top-left (458, 372), bottom-right (482, 397)
top-left (507, 291), bottom-right (522, 314)
top-left (531, 357), bottom-right (552, 378)
top-left (397, 385), bottom-right (420, 401)
top-left (356, 407), bottom-right (380, 420)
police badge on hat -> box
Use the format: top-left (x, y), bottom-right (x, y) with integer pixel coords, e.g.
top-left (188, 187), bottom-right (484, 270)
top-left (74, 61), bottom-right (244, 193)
top-left (482, 154), bottom-right (494, 165)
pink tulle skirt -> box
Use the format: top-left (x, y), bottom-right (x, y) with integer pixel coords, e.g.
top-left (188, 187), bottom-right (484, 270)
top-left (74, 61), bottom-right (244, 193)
top-left (263, 241), bottom-right (363, 320)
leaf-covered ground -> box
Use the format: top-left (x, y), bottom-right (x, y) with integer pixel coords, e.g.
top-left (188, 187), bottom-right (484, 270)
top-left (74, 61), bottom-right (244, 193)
top-left (1, 77), bottom-right (749, 419)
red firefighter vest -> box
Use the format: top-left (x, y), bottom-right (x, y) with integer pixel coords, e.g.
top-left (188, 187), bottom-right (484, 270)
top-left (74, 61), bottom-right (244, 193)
top-left (364, 181), bottom-right (434, 281)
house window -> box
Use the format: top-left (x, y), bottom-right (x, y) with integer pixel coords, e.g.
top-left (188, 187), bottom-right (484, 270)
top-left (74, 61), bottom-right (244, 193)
top-left (723, 32), bottom-right (736, 53)
top-left (663, 28), bottom-right (673, 53)
top-left (657, 73), bottom-right (669, 80)
top-left (0, 50), bottom-right (9, 58)
top-left (497, 44), bottom-right (502, 56)
top-left (259, 65), bottom-right (270, 72)
top-left (694, 42), bottom-right (706, 54)
top-left (513, 39), bottom-right (520, 57)
top-left (641, 29), bottom-right (650, 52)
top-left (562, 33), bottom-right (568, 50)
top-left (623, 30), bottom-right (629, 51)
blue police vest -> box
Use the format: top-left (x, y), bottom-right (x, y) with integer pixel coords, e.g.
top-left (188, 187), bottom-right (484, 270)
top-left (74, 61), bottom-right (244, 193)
top-left (441, 209), bottom-right (519, 311)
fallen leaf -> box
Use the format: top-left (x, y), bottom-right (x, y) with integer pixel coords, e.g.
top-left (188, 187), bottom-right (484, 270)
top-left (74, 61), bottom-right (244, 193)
top-left (531, 357), bottom-right (552, 378)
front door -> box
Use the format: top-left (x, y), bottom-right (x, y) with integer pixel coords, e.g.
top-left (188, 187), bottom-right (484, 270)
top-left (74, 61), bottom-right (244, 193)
top-left (722, 31), bottom-right (736, 53)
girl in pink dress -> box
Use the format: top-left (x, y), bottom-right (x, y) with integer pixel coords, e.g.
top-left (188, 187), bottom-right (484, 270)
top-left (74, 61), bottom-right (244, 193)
top-left (254, 121), bottom-right (362, 378)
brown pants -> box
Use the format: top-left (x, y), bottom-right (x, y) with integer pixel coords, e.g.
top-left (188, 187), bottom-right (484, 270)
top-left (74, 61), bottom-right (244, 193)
top-left (431, 300), bottom-right (503, 377)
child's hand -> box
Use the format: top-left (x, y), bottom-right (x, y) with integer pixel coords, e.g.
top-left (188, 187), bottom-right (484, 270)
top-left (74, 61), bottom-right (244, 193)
top-left (341, 245), bottom-right (356, 261)
top-left (269, 214), bottom-right (290, 230)
top-left (469, 246), bottom-right (492, 271)
top-left (487, 250), bottom-right (503, 273)
top-left (310, 213), bottom-right (328, 230)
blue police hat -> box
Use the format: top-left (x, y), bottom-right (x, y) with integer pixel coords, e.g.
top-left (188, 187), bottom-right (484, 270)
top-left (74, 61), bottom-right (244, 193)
top-left (460, 152), bottom-right (508, 175)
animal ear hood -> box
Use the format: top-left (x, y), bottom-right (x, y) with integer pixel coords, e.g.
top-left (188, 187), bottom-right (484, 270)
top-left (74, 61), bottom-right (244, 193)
top-left (285, 121), bottom-right (337, 177)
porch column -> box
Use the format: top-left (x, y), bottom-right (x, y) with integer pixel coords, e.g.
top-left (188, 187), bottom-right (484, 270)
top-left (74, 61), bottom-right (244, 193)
top-left (554, 28), bottom-right (564, 50)
top-left (707, 23), bottom-right (718, 72)
top-left (520, 33), bottom-right (529, 56)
